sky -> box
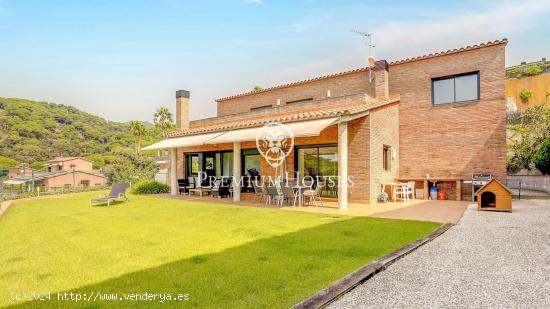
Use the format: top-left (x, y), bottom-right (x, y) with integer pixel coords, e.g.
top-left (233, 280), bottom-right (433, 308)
top-left (0, 0), bottom-right (548, 123)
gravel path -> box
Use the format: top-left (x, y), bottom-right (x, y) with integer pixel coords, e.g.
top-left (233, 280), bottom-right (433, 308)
top-left (329, 200), bottom-right (550, 308)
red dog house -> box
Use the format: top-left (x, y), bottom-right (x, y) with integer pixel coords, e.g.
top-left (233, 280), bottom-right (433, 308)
top-left (476, 179), bottom-right (512, 212)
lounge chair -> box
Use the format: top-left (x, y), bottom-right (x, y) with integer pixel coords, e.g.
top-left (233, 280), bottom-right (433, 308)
top-left (89, 183), bottom-right (129, 207)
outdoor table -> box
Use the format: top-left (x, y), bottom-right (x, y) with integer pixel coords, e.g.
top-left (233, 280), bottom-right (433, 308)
top-left (188, 187), bottom-right (211, 197)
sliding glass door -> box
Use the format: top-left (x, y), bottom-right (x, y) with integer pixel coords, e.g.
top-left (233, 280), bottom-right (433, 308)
top-left (295, 145), bottom-right (338, 196)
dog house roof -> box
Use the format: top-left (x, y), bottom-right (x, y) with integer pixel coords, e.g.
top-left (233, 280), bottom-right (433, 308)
top-left (476, 178), bottom-right (513, 195)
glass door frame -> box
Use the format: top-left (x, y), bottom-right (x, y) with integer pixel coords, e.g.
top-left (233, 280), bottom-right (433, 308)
top-left (293, 144), bottom-right (338, 197)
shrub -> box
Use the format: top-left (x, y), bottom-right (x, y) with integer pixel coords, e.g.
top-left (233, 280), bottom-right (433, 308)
top-left (506, 155), bottom-right (522, 174)
top-left (519, 88), bottom-right (533, 103)
top-left (533, 137), bottom-right (550, 175)
top-left (523, 64), bottom-right (543, 76)
top-left (109, 153), bottom-right (159, 184)
top-left (132, 180), bottom-right (169, 194)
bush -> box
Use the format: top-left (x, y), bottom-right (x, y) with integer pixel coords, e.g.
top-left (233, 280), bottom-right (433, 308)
top-left (523, 64), bottom-right (543, 76)
top-left (132, 180), bottom-right (169, 194)
top-left (519, 88), bottom-right (533, 103)
top-left (506, 155), bottom-right (522, 174)
top-left (109, 153), bottom-right (159, 184)
top-left (533, 137), bottom-right (550, 175)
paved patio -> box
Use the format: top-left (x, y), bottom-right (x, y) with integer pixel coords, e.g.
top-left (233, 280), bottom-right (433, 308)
top-left (159, 193), bottom-right (468, 223)
top-left (329, 199), bottom-right (550, 308)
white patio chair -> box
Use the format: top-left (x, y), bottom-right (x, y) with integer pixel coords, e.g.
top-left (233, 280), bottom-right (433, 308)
top-left (395, 182), bottom-right (415, 202)
top-left (303, 181), bottom-right (324, 206)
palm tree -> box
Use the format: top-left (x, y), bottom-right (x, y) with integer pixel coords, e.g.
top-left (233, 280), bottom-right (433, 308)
top-left (153, 106), bottom-right (175, 137)
top-left (129, 121), bottom-right (147, 155)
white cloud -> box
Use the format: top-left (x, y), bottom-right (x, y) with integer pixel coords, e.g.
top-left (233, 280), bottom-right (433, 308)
top-left (272, 0), bottom-right (550, 82)
top-left (243, 0), bottom-right (263, 4)
top-left (370, 0), bottom-right (550, 62)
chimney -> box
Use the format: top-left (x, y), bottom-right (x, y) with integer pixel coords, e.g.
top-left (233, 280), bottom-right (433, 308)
top-left (374, 60), bottom-right (389, 99)
top-left (176, 90), bottom-right (190, 130)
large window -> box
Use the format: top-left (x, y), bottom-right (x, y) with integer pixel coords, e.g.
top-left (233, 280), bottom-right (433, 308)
top-left (222, 152), bottom-right (233, 177)
top-left (243, 149), bottom-right (260, 176)
top-left (432, 72), bottom-right (479, 105)
top-left (296, 145), bottom-right (338, 197)
top-left (186, 154), bottom-right (200, 175)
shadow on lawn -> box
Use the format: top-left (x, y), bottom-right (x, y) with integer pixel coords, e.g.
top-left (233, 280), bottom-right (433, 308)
top-left (7, 217), bottom-right (438, 309)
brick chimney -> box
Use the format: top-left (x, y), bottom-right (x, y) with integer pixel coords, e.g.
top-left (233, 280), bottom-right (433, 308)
top-left (176, 90), bottom-right (190, 130)
top-left (374, 60), bottom-right (389, 99)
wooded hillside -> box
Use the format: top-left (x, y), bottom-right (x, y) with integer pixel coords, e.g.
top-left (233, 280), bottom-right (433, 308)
top-left (0, 97), bottom-right (161, 168)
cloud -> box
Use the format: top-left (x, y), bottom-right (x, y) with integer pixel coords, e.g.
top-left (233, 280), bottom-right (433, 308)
top-left (243, 0), bottom-right (263, 4)
top-left (370, 0), bottom-right (550, 61)
top-left (274, 0), bottom-right (550, 80)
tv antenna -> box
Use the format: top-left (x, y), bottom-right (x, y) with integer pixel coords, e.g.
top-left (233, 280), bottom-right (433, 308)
top-left (350, 29), bottom-right (376, 82)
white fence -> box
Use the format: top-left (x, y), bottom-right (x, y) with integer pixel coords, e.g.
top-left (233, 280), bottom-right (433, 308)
top-left (507, 175), bottom-right (550, 194)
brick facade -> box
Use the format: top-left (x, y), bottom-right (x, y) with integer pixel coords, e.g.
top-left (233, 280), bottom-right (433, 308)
top-left (391, 43), bottom-right (507, 184)
top-left (217, 71), bottom-right (375, 116)
top-left (169, 40), bottom-right (507, 202)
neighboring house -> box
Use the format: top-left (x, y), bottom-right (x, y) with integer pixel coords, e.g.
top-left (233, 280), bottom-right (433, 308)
top-left (145, 39), bottom-right (508, 208)
top-left (45, 156), bottom-right (93, 172)
top-left (3, 156), bottom-right (106, 191)
top-left (505, 58), bottom-right (550, 111)
top-left (7, 167), bottom-right (33, 179)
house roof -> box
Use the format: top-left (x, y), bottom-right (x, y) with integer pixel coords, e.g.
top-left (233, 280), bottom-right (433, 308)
top-left (166, 96), bottom-right (399, 138)
top-left (216, 39), bottom-right (508, 102)
top-left (47, 156), bottom-right (91, 163)
top-left (476, 178), bottom-right (513, 195)
top-left (7, 170), bottom-right (106, 183)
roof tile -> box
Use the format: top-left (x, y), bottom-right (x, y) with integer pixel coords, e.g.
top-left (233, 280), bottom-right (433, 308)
top-left (166, 96), bottom-right (399, 138)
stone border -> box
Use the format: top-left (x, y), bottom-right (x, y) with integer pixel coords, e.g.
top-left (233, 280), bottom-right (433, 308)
top-left (292, 223), bottom-right (454, 309)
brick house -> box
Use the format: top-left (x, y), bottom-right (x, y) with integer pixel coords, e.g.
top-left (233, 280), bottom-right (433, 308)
top-left (144, 39), bottom-right (507, 208)
top-left (45, 156), bottom-right (93, 172)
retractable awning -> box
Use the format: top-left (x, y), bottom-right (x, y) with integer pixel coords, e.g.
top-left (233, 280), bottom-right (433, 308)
top-left (142, 132), bottom-right (226, 151)
top-left (205, 117), bottom-right (338, 144)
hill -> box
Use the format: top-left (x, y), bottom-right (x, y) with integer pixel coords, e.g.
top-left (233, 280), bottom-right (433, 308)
top-left (0, 97), bottom-right (161, 168)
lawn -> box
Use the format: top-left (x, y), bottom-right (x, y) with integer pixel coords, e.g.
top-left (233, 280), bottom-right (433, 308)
top-left (0, 193), bottom-right (440, 308)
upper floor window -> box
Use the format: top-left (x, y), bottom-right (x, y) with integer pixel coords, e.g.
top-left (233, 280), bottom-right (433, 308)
top-left (432, 72), bottom-right (479, 105)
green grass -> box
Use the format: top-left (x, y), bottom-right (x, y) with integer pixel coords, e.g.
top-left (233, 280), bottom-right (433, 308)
top-left (0, 193), bottom-right (440, 308)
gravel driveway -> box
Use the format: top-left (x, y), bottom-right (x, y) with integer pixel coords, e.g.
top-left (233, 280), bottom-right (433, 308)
top-left (329, 200), bottom-right (550, 308)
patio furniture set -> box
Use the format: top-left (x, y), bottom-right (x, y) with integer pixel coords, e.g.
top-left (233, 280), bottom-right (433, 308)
top-left (178, 177), bottom-right (232, 198)
top-left (178, 176), bottom-right (324, 207)
top-left (254, 179), bottom-right (324, 207)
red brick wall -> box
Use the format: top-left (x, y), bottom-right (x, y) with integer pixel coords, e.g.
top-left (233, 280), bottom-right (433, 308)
top-left (348, 116), bottom-right (370, 201)
top-left (391, 43), bottom-right (507, 183)
top-left (217, 71), bottom-right (374, 116)
top-left (368, 103), bottom-right (400, 202)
